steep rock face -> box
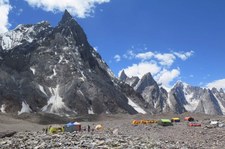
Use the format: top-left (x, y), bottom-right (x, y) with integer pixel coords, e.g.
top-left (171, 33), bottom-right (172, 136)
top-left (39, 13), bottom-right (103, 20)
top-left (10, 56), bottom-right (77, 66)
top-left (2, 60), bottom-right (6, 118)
top-left (211, 88), bottom-right (225, 114)
top-left (168, 82), bottom-right (223, 115)
top-left (0, 10), bottom-right (148, 115)
top-left (120, 72), bottom-right (169, 113)
top-left (119, 81), bottom-right (152, 114)
top-left (119, 71), bottom-right (139, 88)
top-left (120, 70), bottom-right (225, 115)
top-left (119, 70), bottom-right (128, 81)
top-left (135, 73), bottom-right (169, 113)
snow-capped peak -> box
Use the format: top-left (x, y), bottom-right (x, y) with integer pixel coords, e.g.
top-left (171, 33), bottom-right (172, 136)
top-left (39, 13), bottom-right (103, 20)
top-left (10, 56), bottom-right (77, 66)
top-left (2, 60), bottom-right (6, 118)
top-left (173, 80), bottom-right (189, 89)
top-left (0, 22), bottom-right (51, 51)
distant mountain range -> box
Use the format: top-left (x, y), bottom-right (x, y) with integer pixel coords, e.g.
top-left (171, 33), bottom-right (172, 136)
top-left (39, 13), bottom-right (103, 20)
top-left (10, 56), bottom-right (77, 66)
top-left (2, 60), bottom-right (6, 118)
top-left (120, 70), bottom-right (225, 115)
top-left (0, 10), bottom-right (224, 116)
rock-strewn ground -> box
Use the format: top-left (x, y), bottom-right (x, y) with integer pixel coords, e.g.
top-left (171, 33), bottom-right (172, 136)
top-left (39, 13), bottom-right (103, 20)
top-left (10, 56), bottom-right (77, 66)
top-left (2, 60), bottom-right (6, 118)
top-left (1, 113), bottom-right (225, 148)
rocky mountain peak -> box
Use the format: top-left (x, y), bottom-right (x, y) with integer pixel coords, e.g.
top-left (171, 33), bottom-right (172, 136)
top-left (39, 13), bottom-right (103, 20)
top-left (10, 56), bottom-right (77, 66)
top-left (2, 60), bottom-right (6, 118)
top-left (58, 10), bottom-right (73, 25)
top-left (173, 80), bottom-right (189, 89)
top-left (174, 80), bottom-right (183, 86)
top-left (220, 88), bottom-right (224, 93)
top-left (135, 72), bottom-right (157, 94)
top-left (138, 72), bottom-right (156, 87)
top-left (211, 87), bottom-right (218, 93)
top-left (119, 70), bottom-right (128, 81)
top-left (55, 10), bottom-right (88, 47)
top-left (0, 22), bottom-right (52, 51)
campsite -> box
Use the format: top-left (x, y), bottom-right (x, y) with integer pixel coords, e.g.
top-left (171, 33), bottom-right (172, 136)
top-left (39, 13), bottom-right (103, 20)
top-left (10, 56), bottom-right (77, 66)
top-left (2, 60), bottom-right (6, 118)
top-left (1, 112), bottom-right (225, 148)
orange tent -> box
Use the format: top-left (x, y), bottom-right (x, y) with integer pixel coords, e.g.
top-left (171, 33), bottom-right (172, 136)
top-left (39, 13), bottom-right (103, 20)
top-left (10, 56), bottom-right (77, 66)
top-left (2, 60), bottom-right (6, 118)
top-left (184, 117), bottom-right (194, 122)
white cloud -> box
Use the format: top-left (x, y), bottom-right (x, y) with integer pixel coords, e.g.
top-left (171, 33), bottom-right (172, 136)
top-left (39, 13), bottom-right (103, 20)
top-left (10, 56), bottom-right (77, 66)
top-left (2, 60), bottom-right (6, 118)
top-left (114, 54), bottom-right (121, 62)
top-left (206, 79), bottom-right (225, 90)
top-left (118, 50), bottom-right (194, 88)
top-left (154, 53), bottom-right (176, 66)
top-left (123, 50), bottom-right (135, 60)
top-left (133, 50), bottom-right (194, 64)
top-left (155, 68), bottom-right (180, 88)
top-left (174, 51), bottom-right (194, 61)
top-left (16, 8), bottom-right (23, 16)
top-left (0, 0), bottom-right (11, 33)
top-left (119, 61), bottom-right (161, 78)
top-left (136, 51), bottom-right (154, 60)
top-left (24, 0), bottom-right (110, 18)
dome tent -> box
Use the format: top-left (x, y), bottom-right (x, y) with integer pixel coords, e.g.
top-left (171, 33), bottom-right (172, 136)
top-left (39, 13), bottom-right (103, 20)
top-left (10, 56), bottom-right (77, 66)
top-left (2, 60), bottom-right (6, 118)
top-left (158, 119), bottom-right (173, 126)
top-left (48, 125), bottom-right (64, 134)
top-left (64, 122), bottom-right (81, 132)
top-left (184, 117), bottom-right (194, 122)
top-left (171, 117), bottom-right (180, 122)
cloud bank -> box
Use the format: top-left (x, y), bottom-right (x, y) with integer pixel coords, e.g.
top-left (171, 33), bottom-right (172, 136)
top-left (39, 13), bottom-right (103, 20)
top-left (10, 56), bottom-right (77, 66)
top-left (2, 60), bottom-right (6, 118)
top-left (0, 0), bottom-right (11, 33)
top-left (24, 0), bottom-right (110, 18)
top-left (122, 61), bottom-right (161, 78)
top-left (117, 50), bottom-right (194, 88)
top-left (206, 79), bottom-right (225, 90)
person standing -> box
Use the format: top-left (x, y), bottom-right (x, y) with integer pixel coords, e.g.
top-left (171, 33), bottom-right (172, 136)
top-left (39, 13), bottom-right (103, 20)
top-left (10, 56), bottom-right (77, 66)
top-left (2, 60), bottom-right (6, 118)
top-left (87, 125), bottom-right (90, 132)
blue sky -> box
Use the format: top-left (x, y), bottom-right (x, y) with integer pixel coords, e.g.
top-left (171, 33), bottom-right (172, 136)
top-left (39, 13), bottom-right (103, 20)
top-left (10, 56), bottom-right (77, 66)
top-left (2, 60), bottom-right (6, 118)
top-left (1, 0), bottom-right (225, 90)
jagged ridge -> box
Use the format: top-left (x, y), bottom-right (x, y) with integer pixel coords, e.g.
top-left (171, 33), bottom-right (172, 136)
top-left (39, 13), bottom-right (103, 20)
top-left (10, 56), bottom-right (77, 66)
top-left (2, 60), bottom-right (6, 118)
top-left (120, 71), bottom-right (225, 115)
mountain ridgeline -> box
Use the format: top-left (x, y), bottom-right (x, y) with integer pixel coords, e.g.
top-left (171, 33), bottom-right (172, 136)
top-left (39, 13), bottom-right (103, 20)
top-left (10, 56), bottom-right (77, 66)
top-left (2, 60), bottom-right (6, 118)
top-left (0, 10), bottom-right (150, 115)
top-left (0, 10), bottom-right (224, 116)
top-left (119, 70), bottom-right (225, 115)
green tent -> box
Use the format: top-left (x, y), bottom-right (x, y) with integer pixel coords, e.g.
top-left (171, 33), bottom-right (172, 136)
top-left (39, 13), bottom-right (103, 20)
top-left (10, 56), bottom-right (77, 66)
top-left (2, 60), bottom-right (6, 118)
top-left (48, 125), bottom-right (64, 134)
top-left (158, 119), bottom-right (173, 126)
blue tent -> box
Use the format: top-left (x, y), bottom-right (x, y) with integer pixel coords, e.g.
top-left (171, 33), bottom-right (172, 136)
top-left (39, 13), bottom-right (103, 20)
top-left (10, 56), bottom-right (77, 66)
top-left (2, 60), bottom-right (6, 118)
top-left (66, 122), bottom-right (75, 127)
top-left (64, 122), bottom-right (81, 132)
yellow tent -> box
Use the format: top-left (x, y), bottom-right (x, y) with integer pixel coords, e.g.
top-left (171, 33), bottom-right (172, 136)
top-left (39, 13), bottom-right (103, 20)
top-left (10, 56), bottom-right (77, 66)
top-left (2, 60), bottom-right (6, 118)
top-left (132, 120), bottom-right (141, 125)
top-left (95, 124), bottom-right (103, 130)
top-left (132, 120), bottom-right (157, 125)
top-left (171, 117), bottom-right (180, 122)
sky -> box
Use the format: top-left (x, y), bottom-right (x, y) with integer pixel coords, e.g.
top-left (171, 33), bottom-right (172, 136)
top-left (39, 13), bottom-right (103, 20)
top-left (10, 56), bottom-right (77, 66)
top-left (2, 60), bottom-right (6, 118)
top-left (0, 0), bottom-right (225, 90)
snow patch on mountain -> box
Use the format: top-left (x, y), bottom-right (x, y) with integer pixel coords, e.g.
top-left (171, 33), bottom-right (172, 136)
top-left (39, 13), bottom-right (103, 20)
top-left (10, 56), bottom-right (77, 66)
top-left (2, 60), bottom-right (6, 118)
top-left (0, 104), bottom-right (6, 113)
top-left (42, 85), bottom-right (69, 113)
top-left (78, 90), bottom-right (84, 96)
top-left (18, 101), bottom-right (32, 115)
top-left (30, 67), bottom-right (36, 75)
top-left (213, 93), bottom-right (225, 115)
top-left (58, 55), bottom-right (63, 63)
top-left (0, 25), bottom-right (34, 50)
top-left (80, 71), bottom-right (86, 80)
top-left (127, 98), bottom-right (146, 114)
top-left (38, 84), bottom-right (47, 96)
top-left (88, 107), bottom-right (94, 114)
top-left (183, 92), bottom-right (199, 112)
top-left (167, 93), bottom-right (173, 109)
top-left (0, 22), bottom-right (50, 51)
top-left (49, 65), bottom-right (57, 79)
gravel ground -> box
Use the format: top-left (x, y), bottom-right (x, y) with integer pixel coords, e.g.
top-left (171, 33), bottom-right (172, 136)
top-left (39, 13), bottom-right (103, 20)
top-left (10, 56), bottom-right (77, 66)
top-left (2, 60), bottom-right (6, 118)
top-left (1, 113), bottom-right (225, 148)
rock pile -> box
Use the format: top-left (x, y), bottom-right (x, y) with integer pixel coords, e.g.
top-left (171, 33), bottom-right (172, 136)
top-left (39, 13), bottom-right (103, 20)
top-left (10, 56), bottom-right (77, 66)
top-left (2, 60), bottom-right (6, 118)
top-left (0, 130), bottom-right (194, 149)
